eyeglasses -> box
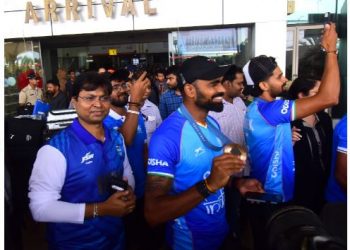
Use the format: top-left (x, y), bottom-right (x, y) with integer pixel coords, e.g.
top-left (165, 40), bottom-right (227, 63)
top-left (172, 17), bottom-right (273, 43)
top-left (77, 95), bottom-right (110, 104)
top-left (112, 82), bottom-right (128, 92)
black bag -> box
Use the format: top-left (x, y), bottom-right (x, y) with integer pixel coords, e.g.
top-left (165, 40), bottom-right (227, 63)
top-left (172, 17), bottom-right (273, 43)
top-left (5, 116), bottom-right (46, 219)
top-left (16, 103), bottom-right (34, 115)
top-left (5, 117), bottom-right (46, 149)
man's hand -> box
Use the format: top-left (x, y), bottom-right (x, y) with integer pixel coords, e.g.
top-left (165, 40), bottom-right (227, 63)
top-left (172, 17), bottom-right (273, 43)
top-left (234, 178), bottom-right (264, 196)
top-left (99, 187), bottom-right (136, 217)
top-left (206, 153), bottom-right (246, 192)
top-left (129, 71), bottom-right (149, 104)
top-left (321, 22), bottom-right (338, 53)
top-left (292, 126), bottom-right (302, 146)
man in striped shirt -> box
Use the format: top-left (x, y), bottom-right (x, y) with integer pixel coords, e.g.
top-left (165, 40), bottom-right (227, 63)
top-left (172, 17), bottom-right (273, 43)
top-left (209, 65), bottom-right (247, 157)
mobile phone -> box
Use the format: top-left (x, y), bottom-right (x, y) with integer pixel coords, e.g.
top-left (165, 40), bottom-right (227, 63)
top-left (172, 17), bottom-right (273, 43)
top-left (324, 12), bottom-right (332, 25)
top-left (110, 178), bottom-right (128, 192)
top-left (245, 192), bottom-right (282, 205)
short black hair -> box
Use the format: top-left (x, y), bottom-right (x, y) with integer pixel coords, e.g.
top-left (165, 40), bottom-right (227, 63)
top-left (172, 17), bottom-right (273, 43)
top-left (166, 65), bottom-right (180, 77)
top-left (46, 79), bottom-right (60, 87)
top-left (287, 78), bottom-right (318, 100)
top-left (222, 65), bottom-right (243, 82)
top-left (72, 71), bottom-right (112, 98)
top-left (110, 69), bottom-right (130, 82)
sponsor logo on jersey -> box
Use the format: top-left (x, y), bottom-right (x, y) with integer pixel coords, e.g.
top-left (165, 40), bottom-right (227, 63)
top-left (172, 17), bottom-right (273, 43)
top-left (81, 151), bottom-right (94, 164)
top-left (280, 100), bottom-right (290, 114)
top-left (148, 158), bottom-right (169, 167)
top-left (271, 151), bottom-right (280, 178)
top-left (194, 147), bottom-right (205, 157)
top-left (116, 145), bottom-right (123, 156)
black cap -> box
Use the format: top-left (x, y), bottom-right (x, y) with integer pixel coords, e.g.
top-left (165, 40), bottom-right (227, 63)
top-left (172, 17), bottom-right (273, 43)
top-left (27, 72), bottom-right (37, 79)
top-left (180, 56), bottom-right (230, 84)
top-left (243, 55), bottom-right (277, 86)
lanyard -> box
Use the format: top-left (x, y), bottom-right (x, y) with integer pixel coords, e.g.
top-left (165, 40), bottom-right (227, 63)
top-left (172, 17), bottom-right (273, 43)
top-left (179, 104), bottom-right (231, 151)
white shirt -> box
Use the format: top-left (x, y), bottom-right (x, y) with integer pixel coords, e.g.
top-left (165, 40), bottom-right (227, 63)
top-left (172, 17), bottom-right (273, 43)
top-left (209, 97), bottom-right (250, 175)
top-left (28, 142), bottom-right (134, 224)
top-left (141, 99), bottom-right (162, 144)
top-left (209, 97), bottom-right (246, 145)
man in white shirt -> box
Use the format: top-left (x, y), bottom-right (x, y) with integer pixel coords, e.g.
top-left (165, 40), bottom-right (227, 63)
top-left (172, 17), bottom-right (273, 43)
top-left (209, 65), bottom-right (249, 175)
top-left (141, 87), bottom-right (162, 144)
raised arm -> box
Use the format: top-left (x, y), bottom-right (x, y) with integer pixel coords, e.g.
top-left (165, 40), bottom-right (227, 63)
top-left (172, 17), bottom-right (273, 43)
top-left (294, 23), bottom-right (339, 120)
top-left (119, 72), bottom-right (148, 145)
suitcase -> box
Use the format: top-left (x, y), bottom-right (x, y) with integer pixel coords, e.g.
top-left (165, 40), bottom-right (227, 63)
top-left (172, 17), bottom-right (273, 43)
top-left (46, 109), bottom-right (77, 130)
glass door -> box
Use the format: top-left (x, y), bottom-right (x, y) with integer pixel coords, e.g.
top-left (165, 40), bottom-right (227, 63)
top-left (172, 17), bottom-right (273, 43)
top-left (286, 25), bottom-right (324, 81)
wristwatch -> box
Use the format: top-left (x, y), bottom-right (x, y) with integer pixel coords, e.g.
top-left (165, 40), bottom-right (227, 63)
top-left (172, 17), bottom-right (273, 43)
top-left (196, 180), bottom-right (213, 198)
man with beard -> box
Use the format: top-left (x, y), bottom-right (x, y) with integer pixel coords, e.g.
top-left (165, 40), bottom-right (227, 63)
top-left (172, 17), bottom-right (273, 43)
top-left (242, 23), bottom-right (339, 250)
top-left (103, 69), bottom-right (153, 249)
top-left (46, 79), bottom-right (67, 110)
top-left (28, 72), bottom-right (136, 249)
top-left (209, 65), bottom-right (248, 173)
top-left (104, 69), bottom-right (148, 198)
top-left (159, 66), bottom-right (183, 119)
top-left (145, 56), bottom-right (263, 250)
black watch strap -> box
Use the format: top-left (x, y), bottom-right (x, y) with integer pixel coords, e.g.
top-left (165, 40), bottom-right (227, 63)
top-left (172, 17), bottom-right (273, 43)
top-left (196, 180), bottom-right (212, 198)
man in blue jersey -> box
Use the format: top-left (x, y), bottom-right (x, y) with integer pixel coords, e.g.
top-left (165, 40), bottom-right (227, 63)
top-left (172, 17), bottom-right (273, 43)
top-left (104, 69), bottom-right (162, 250)
top-left (242, 23), bottom-right (339, 249)
top-left (325, 114), bottom-right (347, 203)
top-left (104, 69), bottom-right (149, 199)
top-left (28, 72), bottom-right (136, 249)
top-left (322, 114), bottom-right (347, 242)
top-left (145, 56), bottom-right (263, 250)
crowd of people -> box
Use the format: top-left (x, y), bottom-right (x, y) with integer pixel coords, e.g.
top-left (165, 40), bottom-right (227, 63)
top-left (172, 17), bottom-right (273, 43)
top-left (23, 23), bottom-right (346, 250)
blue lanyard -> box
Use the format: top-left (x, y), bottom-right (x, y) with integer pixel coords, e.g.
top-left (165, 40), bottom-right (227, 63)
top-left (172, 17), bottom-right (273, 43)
top-left (179, 104), bottom-right (231, 151)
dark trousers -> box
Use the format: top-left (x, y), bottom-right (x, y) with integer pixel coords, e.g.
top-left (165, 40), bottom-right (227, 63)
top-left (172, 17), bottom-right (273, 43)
top-left (124, 197), bottom-right (166, 250)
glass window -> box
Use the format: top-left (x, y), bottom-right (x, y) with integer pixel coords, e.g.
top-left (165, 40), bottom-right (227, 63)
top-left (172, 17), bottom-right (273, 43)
top-left (5, 41), bottom-right (43, 116)
top-left (169, 27), bottom-right (253, 67)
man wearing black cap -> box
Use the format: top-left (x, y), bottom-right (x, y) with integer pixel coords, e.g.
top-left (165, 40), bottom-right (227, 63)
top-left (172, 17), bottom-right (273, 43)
top-left (18, 72), bottom-right (43, 106)
top-left (242, 23), bottom-right (339, 249)
top-left (145, 56), bottom-right (263, 250)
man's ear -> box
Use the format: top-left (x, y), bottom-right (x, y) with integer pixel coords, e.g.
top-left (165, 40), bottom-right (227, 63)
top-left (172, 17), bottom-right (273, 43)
top-left (183, 84), bottom-right (196, 98)
top-left (297, 92), bottom-right (305, 99)
top-left (258, 81), bottom-right (269, 91)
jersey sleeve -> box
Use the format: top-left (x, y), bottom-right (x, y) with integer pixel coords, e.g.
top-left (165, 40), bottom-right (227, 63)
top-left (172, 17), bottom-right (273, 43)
top-left (147, 125), bottom-right (181, 178)
top-left (258, 99), bottom-right (296, 126)
top-left (337, 119), bottom-right (347, 154)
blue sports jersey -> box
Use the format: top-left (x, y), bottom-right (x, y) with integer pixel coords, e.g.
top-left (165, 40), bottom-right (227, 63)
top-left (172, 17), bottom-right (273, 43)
top-left (148, 108), bottom-right (228, 250)
top-left (325, 115), bottom-right (347, 202)
top-left (104, 113), bottom-right (147, 198)
top-left (244, 98), bottom-right (296, 201)
top-left (47, 118), bottom-right (126, 250)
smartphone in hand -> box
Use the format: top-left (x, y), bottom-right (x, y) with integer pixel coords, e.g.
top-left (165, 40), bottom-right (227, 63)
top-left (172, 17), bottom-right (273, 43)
top-left (245, 191), bottom-right (282, 204)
